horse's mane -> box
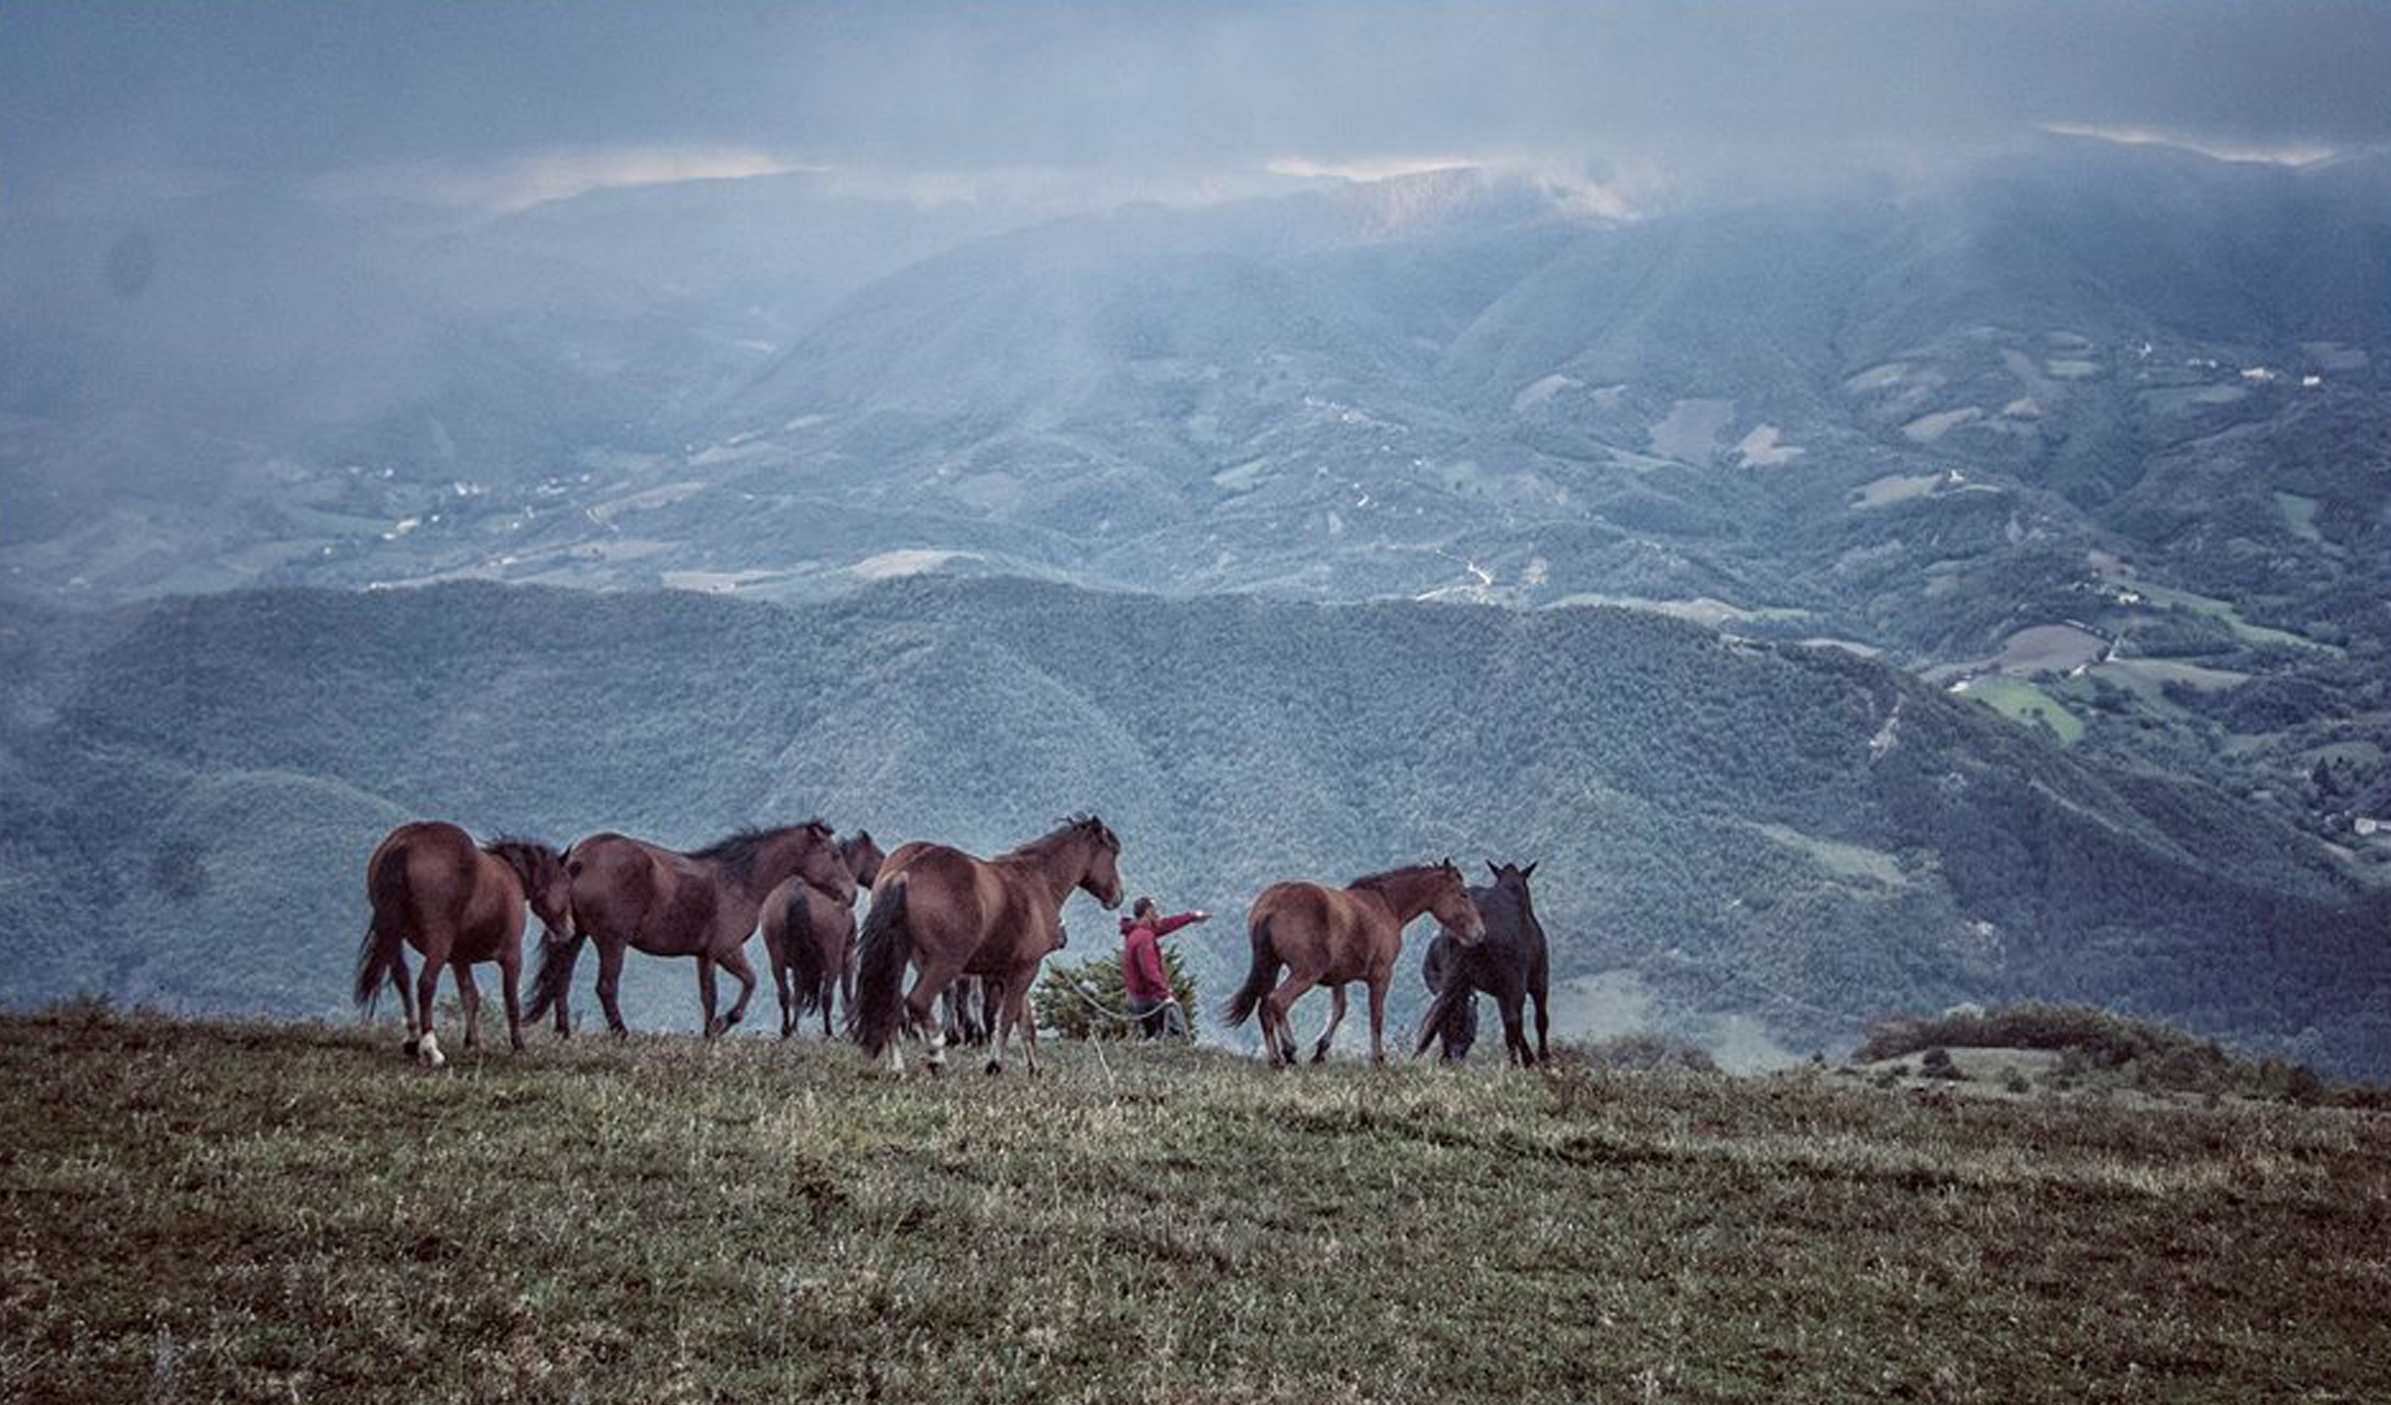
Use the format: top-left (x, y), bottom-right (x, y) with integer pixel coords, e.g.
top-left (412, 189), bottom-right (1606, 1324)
top-left (691, 820), bottom-right (832, 884)
top-left (1347, 862), bottom-right (1449, 893)
top-left (1005, 813), bottom-right (1120, 859)
top-left (482, 835), bottom-right (564, 889)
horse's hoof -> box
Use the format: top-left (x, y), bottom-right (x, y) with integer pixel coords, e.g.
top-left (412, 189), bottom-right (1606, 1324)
top-left (419, 1032), bottom-right (446, 1069)
top-left (401, 1037), bottom-right (419, 1058)
top-left (984, 1060), bottom-right (1002, 1076)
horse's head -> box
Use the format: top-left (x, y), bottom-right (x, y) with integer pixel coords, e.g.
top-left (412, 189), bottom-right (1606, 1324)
top-left (1431, 858), bottom-right (1485, 945)
top-left (789, 820), bottom-right (855, 904)
top-left (841, 829), bottom-right (886, 890)
top-left (1073, 815), bottom-right (1125, 910)
top-left (493, 838), bottom-right (574, 942)
top-left (1485, 859), bottom-right (1538, 904)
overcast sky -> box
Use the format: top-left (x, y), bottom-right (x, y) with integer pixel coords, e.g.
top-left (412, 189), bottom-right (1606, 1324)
top-left (5, 0), bottom-right (2388, 216)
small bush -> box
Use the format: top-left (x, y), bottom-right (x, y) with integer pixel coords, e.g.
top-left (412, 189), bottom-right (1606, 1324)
top-left (1919, 1047), bottom-right (1967, 1081)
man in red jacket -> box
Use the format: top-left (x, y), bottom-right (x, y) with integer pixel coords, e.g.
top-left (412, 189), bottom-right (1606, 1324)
top-left (1119, 896), bottom-right (1207, 1039)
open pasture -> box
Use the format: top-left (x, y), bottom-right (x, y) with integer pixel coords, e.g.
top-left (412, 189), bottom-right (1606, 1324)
top-left (6, 1011), bottom-right (2389, 1403)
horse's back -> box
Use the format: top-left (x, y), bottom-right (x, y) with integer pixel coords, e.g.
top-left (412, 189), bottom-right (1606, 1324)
top-left (565, 832), bottom-right (673, 946)
top-left (368, 820), bottom-right (481, 934)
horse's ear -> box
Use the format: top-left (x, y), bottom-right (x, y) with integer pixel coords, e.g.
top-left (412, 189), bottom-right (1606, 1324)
top-left (1486, 860), bottom-right (1502, 880)
top-left (1522, 861), bottom-right (1538, 879)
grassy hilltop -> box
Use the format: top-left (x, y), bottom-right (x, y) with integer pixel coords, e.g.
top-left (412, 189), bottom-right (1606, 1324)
top-left (5, 1010), bottom-right (2388, 1403)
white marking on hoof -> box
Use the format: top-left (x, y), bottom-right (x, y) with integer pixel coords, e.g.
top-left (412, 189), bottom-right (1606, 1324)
top-left (925, 1028), bottom-right (948, 1069)
top-left (419, 1031), bottom-right (445, 1068)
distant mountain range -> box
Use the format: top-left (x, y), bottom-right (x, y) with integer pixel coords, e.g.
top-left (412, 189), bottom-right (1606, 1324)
top-left (5, 137), bottom-right (2383, 847)
top-left (3, 580), bottom-right (2385, 1074)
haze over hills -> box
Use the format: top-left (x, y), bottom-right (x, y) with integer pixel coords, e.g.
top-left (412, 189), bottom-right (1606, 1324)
top-left (5, 138), bottom-right (2385, 850)
top-left (2, 580), bottom-right (2386, 1074)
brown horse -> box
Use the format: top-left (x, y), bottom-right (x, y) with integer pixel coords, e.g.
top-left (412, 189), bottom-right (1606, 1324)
top-left (851, 816), bottom-right (1123, 1074)
top-left (1222, 860), bottom-right (1485, 1066)
top-left (353, 821), bottom-right (573, 1066)
top-left (761, 829), bottom-right (885, 1038)
top-left (527, 820), bottom-right (851, 1037)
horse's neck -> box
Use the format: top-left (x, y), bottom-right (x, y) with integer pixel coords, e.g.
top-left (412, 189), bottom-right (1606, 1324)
top-left (1002, 836), bottom-right (1089, 909)
top-left (1356, 870), bottom-right (1442, 924)
top-left (715, 839), bottom-right (807, 905)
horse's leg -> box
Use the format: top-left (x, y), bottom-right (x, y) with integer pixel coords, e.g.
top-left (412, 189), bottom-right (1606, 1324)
top-left (903, 954), bottom-right (968, 1074)
top-left (717, 941), bottom-right (758, 1033)
top-left (821, 930), bottom-right (844, 1040)
top-left (391, 945), bottom-right (420, 1057)
top-left (413, 944), bottom-right (449, 1068)
top-left (1261, 970), bottom-right (1319, 1069)
top-left (697, 955), bottom-right (723, 1038)
top-left (770, 944), bottom-right (794, 1039)
top-left (1367, 977), bottom-right (1391, 1067)
top-left (1310, 984), bottom-right (1349, 1063)
top-left (1497, 983), bottom-right (1530, 1068)
top-left (1532, 969), bottom-right (1551, 1066)
top-left (984, 976), bottom-right (1012, 1075)
top-left (500, 948), bottom-right (526, 1053)
top-left (456, 964), bottom-right (482, 1050)
top-left (1011, 973), bottom-right (1042, 1077)
top-left (595, 940), bottom-right (631, 1037)
top-left (840, 933), bottom-right (858, 1029)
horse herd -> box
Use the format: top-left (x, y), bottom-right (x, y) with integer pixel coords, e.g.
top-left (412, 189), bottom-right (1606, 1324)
top-left (355, 814), bottom-right (1556, 1074)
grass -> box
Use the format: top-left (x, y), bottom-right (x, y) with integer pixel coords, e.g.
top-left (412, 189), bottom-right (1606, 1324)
top-left (6, 1009), bottom-right (2391, 1403)
top-left (1957, 677), bottom-right (2085, 745)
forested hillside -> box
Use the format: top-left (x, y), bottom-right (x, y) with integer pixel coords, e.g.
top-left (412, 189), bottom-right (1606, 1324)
top-left (3, 578), bottom-right (2383, 1073)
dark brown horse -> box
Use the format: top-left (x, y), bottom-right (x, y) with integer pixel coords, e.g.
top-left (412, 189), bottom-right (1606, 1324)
top-left (1416, 861), bottom-right (1552, 1067)
top-left (851, 816), bottom-right (1123, 1074)
top-left (1223, 860), bottom-right (1484, 1066)
top-left (353, 821), bottom-right (573, 1065)
top-left (761, 830), bottom-right (885, 1038)
top-left (527, 820), bottom-right (850, 1037)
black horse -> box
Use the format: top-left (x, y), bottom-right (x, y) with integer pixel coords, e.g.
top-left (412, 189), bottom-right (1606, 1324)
top-left (1415, 862), bottom-right (1550, 1066)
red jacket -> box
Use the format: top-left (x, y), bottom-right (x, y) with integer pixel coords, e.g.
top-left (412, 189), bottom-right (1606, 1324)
top-left (1119, 912), bottom-right (1200, 1001)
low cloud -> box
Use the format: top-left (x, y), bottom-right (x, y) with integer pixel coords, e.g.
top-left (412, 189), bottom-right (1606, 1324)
top-left (318, 144), bottom-right (812, 213)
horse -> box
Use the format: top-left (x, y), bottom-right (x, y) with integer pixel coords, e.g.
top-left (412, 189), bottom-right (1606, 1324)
top-left (527, 820), bottom-right (851, 1037)
top-left (1222, 860), bottom-right (1484, 1067)
top-left (851, 816), bottom-right (1123, 1074)
top-left (1415, 862), bottom-right (1551, 1067)
top-left (761, 829), bottom-right (885, 1039)
top-left (353, 821), bottom-right (573, 1066)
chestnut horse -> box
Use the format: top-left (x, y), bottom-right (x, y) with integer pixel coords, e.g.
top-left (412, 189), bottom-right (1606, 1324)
top-left (353, 821), bottom-right (573, 1066)
top-left (1415, 862), bottom-right (1552, 1067)
top-left (851, 816), bottom-right (1123, 1074)
top-left (1223, 860), bottom-right (1484, 1066)
top-left (527, 820), bottom-right (851, 1037)
top-left (762, 829), bottom-right (885, 1038)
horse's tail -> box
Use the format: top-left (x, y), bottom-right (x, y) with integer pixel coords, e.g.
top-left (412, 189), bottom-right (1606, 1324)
top-left (849, 877), bottom-right (911, 1055)
top-left (354, 844), bottom-right (412, 1013)
top-left (784, 889), bottom-right (825, 1018)
top-left (1221, 915), bottom-right (1279, 1028)
top-left (1414, 971), bottom-right (1474, 1059)
top-left (523, 928), bottom-right (584, 1024)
